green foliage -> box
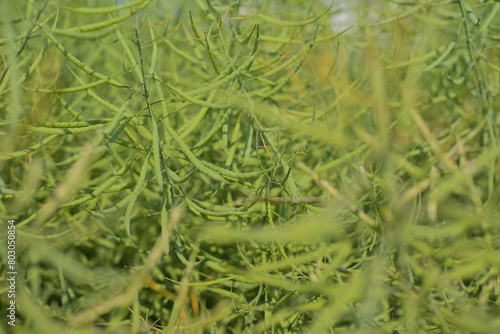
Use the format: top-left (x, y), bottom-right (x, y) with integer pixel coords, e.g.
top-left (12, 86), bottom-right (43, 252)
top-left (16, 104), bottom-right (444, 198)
top-left (1, 0), bottom-right (500, 333)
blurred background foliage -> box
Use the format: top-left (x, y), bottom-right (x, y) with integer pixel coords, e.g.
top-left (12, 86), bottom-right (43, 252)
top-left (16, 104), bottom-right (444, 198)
top-left (0, 0), bottom-right (499, 333)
